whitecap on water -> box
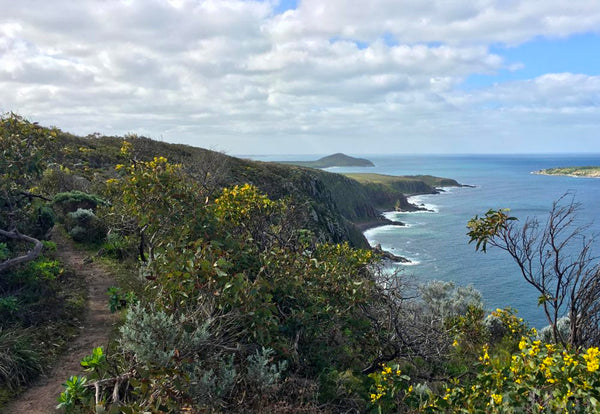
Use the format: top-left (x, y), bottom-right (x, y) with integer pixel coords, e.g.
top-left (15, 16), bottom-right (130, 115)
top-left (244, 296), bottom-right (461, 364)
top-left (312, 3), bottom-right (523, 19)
top-left (406, 195), bottom-right (439, 213)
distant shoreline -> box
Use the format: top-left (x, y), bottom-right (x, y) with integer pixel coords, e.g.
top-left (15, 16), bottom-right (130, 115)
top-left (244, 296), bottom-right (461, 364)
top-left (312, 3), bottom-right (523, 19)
top-left (533, 166), bottom-right (600, 178)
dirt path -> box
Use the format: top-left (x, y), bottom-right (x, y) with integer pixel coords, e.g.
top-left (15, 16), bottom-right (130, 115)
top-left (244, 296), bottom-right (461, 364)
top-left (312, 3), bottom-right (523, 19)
top-left (3, 230), bottom-right (118, 414)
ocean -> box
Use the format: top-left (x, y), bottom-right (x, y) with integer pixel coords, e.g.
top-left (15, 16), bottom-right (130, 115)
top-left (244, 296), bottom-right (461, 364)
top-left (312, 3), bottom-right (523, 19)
top-left (249, 154), bottom-right (600, 328)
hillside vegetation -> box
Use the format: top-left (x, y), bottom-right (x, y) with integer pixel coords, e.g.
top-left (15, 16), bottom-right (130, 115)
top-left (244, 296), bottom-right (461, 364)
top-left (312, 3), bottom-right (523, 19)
top-left (2, 114), bottom-right (600, 413)
top-left (534, 166), bottom-right (600, 178)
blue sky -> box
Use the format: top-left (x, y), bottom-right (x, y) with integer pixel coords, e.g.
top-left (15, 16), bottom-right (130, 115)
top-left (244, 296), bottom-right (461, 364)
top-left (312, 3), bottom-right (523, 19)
top-left (1, 0), bottom-right (600, 154)
top-left (463, 33), bottom-right (600, 90)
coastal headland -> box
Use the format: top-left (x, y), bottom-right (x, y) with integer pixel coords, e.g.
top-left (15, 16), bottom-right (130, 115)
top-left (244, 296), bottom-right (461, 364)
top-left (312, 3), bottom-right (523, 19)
top-left (533, 166), bottom-right (600, 178)
top-left (342, 172), bottom-right (468, 263)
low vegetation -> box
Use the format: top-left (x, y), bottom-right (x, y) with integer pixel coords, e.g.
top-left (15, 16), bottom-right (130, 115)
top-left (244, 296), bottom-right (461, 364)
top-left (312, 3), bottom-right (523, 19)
top-left (534, 166), bottom-right (600, 178)
top-left (2, 113), bottom-right (600, 412)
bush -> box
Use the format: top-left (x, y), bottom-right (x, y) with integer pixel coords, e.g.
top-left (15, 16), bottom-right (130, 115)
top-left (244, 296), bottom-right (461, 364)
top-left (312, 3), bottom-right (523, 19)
top-left (539, 316), bottom-right (571, 344)
top-left (419, 280), bottom-right (483, 319)
top-left (34, 204), bottom-right (55, 236)
top-left (246, 347), bottom-right (287, 394)
top-left (119, 304), bottom-right (211, 369)
top-left (52, 191), bottom-right (106, 217)
top-left (100, 232), bottom-right (134, 260)
top-left (190, 355), bottom-right (237, 406)
top-left (65, 208), bottom-right (106, 243)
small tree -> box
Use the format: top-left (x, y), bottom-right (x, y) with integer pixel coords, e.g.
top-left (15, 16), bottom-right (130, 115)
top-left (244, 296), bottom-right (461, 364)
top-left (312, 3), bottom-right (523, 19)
top-left (467, 194), bottom-right (600, 347)
top-left (0, 114), bottom-right (56, 272)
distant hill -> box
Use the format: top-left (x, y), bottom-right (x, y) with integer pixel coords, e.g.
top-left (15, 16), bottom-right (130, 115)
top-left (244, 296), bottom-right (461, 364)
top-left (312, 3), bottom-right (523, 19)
top-left (279, 153), bottom-right (375, 168)
top-left (534, 166), bottom-right (600, 178)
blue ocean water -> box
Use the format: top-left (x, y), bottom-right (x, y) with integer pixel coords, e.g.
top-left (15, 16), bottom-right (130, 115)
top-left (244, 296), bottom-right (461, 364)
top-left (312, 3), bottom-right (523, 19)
top-left (327, 154), bottom-right (600, 328)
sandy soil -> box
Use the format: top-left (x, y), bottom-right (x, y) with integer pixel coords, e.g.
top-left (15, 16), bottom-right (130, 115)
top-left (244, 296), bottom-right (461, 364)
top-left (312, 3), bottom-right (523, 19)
top-left (3, 230), bottom-right (118, 414)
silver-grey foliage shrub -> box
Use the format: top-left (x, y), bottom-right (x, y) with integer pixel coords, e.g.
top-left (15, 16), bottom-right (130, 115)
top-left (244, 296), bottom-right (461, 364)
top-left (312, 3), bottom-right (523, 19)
top-left (538, 316), bottom-right (570, 343)
top-left (483, 313), bottom-right (505, 342)
top-left (246, 347), bottom-right (287, 393)
top-left (419, 280), bottom-right (483, 319)
top-left (66, 208), bottom-right (106, 243)
top-left (119, 304), bottom-right (210, 368)
top-left (191, 354), bottom-right (237, 406)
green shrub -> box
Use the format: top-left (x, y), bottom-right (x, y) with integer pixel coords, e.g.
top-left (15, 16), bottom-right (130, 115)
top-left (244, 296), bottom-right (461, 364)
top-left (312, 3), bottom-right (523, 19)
top-left (190, 355), bottom-right (237, 406)
top-left (107, 286), bottom-right (137, 313)
top-left (52, 191), bottom-right (107, 217)
top-left (0, 296), bottom-right (20, 316)
top-left (35, 204), bottom-right (55, 235)
top-left (56, 375), bottom-right (92, 412)
top-left (65, 208), bottom-right (106, 243)
top-left (0, 243), bottom-right (8, 261)
top-left (100, 232), bottom-right (134, 260)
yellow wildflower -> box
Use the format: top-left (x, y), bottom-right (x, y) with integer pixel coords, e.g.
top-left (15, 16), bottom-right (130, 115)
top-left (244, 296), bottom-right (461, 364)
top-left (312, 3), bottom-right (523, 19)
top-left (479, 344), bottom-right (490, 364)
top-left (518, 337), bottom-right (527, 351)
top-left (583, 347), bottom-right (600, 372)
top-left (491, 394), bottom-right (503, 405)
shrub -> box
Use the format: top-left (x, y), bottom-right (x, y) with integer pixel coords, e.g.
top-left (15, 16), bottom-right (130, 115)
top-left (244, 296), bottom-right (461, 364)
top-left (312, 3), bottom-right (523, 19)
top-left (539, 316), bottom-right (571, 344)
top-left (190, 355), bottom-right (237, 406)
top-left (246, 347), bottom-right (287, 393)
top-left (419, 280), bottom-right (483, 319)
top-left (99, 232), bottom-right (134, 260)
top-left (33, 204), bottom-right (55, 236)
top-left (65, 208), bottom-right (106, 243)
top-left (0, 243), bottom-right (8, 261)
top-left (52, 191), bottom-right (106, 217)
top-left (119, 304), bottom-right (211, 368)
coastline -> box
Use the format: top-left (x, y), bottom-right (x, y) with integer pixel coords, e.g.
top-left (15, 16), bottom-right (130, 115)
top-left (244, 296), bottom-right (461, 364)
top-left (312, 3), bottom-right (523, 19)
top-left (533, 171), bottom-right (600, 178)
top-left (532, 166), bottom-right (600, 178)
top-left (359, 184), bottom-right (473, 265)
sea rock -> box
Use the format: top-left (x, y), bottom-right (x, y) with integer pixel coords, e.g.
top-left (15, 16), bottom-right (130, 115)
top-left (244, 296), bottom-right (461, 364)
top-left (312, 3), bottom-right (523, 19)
top-left (373, 243), bottom-right (411, 264)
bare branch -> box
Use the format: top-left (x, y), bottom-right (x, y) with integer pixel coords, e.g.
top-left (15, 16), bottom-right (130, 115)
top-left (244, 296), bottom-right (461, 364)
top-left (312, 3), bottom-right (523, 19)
top-left (0, 229), bottom-right (43, 272)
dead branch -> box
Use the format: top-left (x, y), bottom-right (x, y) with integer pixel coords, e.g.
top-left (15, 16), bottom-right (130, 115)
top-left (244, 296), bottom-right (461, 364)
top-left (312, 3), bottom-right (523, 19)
top-left (0, 229), bottom-right (43, 272)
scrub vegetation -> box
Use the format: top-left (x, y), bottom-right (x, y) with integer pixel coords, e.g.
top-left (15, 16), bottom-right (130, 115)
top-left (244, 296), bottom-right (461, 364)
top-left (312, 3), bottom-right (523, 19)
top-left (2, 113), bottom-right (600, 413)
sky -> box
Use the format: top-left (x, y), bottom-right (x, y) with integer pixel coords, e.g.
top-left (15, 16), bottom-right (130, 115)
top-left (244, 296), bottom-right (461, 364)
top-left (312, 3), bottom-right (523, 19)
top-left (1, 0), bottom-right (600, 155)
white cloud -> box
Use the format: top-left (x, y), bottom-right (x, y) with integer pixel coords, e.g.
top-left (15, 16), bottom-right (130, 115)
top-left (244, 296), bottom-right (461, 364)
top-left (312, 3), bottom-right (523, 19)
top-left (1, 0), bottom-right (599, 153)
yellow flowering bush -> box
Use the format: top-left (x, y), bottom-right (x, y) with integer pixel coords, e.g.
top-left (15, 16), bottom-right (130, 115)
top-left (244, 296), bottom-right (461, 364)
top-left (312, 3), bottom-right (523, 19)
top-left (367, 338), bottom-right (600, 413)
top-left (368, 363), bottom-right (410, 413)
top-left (487, 307), bottom-right (528, 340)
top-left (426, 337), bottom-right (600, 413)
top-left (213, 183), bottom-right (280, 226)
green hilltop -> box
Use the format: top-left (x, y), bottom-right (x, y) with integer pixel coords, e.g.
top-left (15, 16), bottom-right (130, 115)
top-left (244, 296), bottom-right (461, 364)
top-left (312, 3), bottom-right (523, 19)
top-left (278, 152), bottom-right (375, 168)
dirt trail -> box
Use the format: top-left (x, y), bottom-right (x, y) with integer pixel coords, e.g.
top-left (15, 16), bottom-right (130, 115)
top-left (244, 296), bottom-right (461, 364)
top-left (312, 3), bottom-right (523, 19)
top-left (3, 230), bottom-right (118, 414)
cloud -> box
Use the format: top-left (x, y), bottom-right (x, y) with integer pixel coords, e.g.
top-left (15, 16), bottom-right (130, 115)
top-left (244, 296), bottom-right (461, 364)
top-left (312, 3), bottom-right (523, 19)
top-left (272, 0), bottom-right (600, 45)
top-left (1, 0), bottom-right (599, 153)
